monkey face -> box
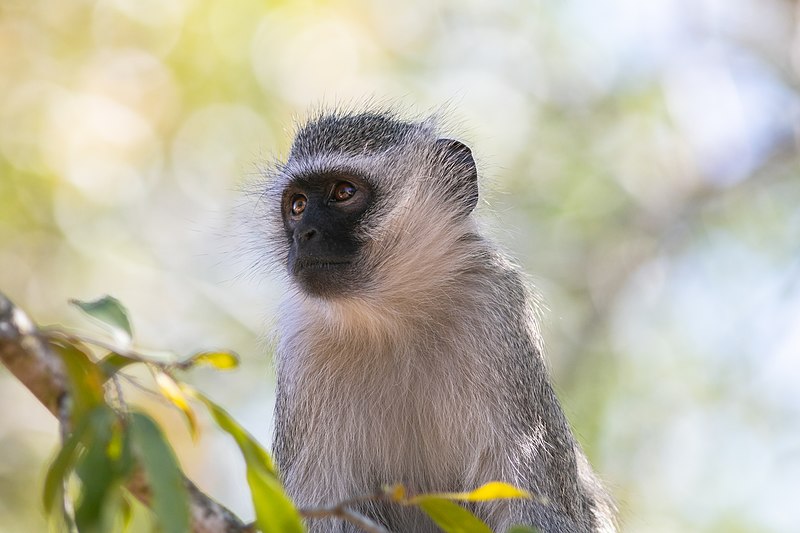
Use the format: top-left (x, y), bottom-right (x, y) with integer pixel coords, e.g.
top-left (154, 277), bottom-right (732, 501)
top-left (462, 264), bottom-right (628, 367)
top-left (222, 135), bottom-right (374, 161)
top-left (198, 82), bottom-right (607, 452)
top-left (281, 173), bottom-right (374, 297)
top-left (270, 112), bottom-right (481, 302)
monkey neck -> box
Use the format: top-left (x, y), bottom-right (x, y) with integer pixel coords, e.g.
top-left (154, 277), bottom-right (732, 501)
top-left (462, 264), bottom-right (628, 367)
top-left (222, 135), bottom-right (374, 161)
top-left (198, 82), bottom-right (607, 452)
top-left (284, 292), bottom-right (459, 358)
top-left (276, 242), bottom-right (506, 395)
top-left (297, 243), bottom-right (489, 339)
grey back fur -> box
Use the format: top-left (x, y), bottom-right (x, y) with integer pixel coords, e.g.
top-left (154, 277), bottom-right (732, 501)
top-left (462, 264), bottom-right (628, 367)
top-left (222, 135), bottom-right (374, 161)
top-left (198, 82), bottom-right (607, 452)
top-left (262, 110), bottom-right (616, 533)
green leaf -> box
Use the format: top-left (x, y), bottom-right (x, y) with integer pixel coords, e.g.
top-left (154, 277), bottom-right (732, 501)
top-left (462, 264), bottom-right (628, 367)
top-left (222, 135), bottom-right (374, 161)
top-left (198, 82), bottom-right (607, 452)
top-left (182, 350), bottom-right (240, 370)
top-left (70, 296), bottom-right (133, 343)
top-left (51, 340), bottom-right (106, 422)
top-left (189, 388), bottom-right (303, 533)
top-left (416, 498), bottom-right (493, 533)
top-left (43, 413), bottom-right (92, 514)
top-left (247, 463), bottom-right (306, 533)
top-left (98, 352), bottom-right (140, 379)
top-left (74, 407), bottom-right (120, 533)
top-left (129, 412), bottom-right (190, 533)
top-left (43, 406), bottom-right (133, 533)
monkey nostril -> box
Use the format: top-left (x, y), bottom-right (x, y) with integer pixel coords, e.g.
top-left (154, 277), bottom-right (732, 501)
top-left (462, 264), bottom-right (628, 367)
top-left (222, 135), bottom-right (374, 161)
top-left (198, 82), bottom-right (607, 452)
top-left (298, 227), bottom-right (317, 243)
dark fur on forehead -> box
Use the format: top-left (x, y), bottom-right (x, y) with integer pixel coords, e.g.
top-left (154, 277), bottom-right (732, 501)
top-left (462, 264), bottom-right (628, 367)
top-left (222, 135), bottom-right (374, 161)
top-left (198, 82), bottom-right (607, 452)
top-left (289, 112), bottom-right (420, 159)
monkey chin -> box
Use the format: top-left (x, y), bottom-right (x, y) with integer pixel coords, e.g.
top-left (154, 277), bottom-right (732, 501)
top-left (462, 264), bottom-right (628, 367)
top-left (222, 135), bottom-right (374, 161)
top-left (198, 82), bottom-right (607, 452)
top-left (290, 259), bottom-right (355, 299)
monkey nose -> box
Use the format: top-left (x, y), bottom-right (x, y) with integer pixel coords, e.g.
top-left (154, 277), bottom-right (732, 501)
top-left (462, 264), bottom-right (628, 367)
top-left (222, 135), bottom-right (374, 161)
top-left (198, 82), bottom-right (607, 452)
top-left (296, 227), bottom-right (318, 244)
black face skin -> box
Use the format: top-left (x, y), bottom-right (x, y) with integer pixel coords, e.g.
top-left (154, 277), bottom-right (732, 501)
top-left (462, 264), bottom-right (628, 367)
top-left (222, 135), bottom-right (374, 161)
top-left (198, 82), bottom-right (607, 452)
top-left (282, 173), bottom-right (373, 297)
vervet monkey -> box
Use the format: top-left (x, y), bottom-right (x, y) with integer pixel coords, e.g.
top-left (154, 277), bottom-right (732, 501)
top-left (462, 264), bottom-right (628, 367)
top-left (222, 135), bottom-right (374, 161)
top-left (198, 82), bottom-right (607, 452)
top-left (262, 110), bottom-right (615, 532)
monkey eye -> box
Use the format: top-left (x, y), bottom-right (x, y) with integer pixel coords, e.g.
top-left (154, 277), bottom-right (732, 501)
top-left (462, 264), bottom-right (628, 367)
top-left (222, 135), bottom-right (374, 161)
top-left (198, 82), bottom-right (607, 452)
top-left (332, 181), bottom-right (356, 202)
top-left (290, 194), bottom-right (307, 216)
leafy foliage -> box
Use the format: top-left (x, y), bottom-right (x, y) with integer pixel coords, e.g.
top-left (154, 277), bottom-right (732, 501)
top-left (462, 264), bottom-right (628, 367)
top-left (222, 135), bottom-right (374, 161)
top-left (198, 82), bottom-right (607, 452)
top-left (36, 297), bottom-right (536, 532)
top-left (388, 482), bottom-right (534, 533)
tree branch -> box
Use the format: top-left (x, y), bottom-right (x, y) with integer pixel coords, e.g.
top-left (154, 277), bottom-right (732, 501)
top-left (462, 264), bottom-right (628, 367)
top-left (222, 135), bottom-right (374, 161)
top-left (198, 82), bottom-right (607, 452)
top-left (0, 292), bottom-right (252, 533)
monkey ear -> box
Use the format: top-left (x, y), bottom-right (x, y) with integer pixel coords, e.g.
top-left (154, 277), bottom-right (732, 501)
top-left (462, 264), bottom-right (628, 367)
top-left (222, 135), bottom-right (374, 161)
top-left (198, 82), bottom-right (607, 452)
top-left (435, 138), bottom-right (479, 215)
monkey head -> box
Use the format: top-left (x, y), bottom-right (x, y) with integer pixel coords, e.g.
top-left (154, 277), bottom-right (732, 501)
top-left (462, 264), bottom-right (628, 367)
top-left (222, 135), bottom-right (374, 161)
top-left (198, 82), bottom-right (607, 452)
top-left (270, 112), bottom-right (479, 300)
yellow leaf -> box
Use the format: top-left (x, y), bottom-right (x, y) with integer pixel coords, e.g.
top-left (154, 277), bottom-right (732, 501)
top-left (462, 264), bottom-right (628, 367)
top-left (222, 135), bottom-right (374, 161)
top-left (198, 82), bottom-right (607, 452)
top-left (458, 481), bottom-right (531, 501)
top-left (409, 481), bottom-right (530, 504)
top-left (188, 351), bottom-right (239, 370)
top-left (154, 372), bottom-right (199, 440)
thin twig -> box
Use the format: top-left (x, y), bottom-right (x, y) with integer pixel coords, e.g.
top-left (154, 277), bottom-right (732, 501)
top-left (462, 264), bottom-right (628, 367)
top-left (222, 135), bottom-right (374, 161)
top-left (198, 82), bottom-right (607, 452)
top-left (300, 504), bottom-right (391, 533)
top-left (297, 488), bottom-right (395, 533)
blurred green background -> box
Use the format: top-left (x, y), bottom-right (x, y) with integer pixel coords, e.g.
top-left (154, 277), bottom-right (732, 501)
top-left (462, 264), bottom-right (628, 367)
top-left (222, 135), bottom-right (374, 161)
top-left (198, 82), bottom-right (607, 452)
top-left (1, 0), bottom-right (799, 531)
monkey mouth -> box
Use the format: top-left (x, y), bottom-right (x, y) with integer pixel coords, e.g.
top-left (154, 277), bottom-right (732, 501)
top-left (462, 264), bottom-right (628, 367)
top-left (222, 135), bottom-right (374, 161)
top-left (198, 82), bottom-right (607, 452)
top-left (294, 259), bottom-right (352, 274)
top-left (292, 259), bottom-right (355, 297)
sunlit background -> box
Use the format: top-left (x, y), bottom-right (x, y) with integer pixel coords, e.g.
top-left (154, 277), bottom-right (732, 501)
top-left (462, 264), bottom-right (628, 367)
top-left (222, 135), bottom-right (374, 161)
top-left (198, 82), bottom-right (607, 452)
top-left (1, 0), bottom-right (799, 531)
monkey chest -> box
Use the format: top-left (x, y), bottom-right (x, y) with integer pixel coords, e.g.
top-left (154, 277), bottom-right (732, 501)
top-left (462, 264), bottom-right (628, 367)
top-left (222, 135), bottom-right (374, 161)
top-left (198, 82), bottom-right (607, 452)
top-left (285, 358), bottom-right (489, 497)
